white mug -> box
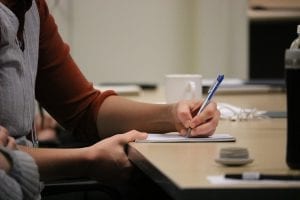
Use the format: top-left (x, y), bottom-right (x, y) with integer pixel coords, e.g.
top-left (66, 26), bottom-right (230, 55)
top-left (165, 74), bottom-right (202, 103)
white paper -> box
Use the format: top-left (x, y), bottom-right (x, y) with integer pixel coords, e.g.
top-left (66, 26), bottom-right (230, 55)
top-left (135, 132), bottom-right (235, 143)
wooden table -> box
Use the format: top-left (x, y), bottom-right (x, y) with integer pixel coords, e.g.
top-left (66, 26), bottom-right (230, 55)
top-left (127, 88), bottom-right (300, 200)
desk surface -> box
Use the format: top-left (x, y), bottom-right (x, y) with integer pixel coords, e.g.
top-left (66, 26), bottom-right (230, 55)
top-left (127, 88), bottom-right (300, 200)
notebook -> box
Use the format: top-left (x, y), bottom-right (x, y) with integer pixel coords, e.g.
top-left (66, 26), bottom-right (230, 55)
top-left (135, 132), bottom-right (236, 143)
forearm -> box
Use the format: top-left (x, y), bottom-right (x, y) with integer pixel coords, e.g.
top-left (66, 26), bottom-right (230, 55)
top-left (18, 145), bottom-right (91, 181)
top-left (97, 95), bottom-right (176, 138)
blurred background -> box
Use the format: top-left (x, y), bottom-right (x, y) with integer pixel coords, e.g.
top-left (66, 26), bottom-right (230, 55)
top-left (47, 0), bottom-right (300, 85)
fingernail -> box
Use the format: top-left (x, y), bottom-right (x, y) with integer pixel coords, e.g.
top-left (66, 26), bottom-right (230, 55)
top-left (190, 122), bottom-right (195, 128)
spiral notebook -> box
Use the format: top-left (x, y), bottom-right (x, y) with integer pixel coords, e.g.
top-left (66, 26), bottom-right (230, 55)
top-left (135, 132), bottom-right (236, 143)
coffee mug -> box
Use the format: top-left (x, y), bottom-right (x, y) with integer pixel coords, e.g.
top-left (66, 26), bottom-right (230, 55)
top-left (165, 74), bottom-right (202, 103)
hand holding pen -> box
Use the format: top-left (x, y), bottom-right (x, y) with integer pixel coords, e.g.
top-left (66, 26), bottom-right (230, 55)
top-left (186, 74), bottom-right (224, 137)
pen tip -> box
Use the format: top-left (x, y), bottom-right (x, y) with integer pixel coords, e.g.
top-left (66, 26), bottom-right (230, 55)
top-left (186, 128), bottom-right (192, 138)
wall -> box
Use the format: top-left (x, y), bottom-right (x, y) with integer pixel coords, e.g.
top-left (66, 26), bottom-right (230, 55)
top-left (194, 0), bottom-right (248, 80)
top-left (48, 0), bottom-right (248, 85)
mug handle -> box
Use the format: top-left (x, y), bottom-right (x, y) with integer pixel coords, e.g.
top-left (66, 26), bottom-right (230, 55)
top-left (187, 81), bottom-right (196, 99)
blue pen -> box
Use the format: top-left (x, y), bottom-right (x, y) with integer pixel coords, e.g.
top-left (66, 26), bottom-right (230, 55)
top-left (186, 74), bottom-right (224, 137)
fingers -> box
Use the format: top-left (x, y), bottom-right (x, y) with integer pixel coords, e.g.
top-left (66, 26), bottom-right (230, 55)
top-left (43, 115), bottom-right (57, 128)
top-left (189, 120), bottom-right (218, 137)
top-left (89, 130), bottom-right (148, 184)
top-left (117, 130), bottom-right (148, 145)
top-left (0, 126), bottom-right (9, 146)
top-left (176, 100), bottom-right (200, 129)
top-left (190, 101), bottom-right (218, 128)
top-left (0, 126), bottom-right (17, 149)
top-left (115, 131), bottom-right (147, 182)
top-left (35, 114), bottom-right (57, 131)
top-left (189, 101), bottom-right (220, 137)
top-left (37, 129), bottom-right (58, 141)
top-left (6, 137), bottom-right (17, 149)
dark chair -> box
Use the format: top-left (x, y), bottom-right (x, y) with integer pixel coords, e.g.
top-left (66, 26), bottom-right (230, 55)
top-left (39, 127), bottom-right (122, 200)
top-left (41, 179), bottom-right (122, 200)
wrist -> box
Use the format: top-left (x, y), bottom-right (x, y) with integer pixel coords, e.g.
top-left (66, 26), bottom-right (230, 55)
top-left (81, 146), bottom-right (100, 179)
top-left (169, 103), bottom-right (178, 131)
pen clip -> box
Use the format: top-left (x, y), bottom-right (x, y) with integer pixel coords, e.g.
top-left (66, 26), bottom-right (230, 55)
top-left (208, 75), bottom-right (224, 96)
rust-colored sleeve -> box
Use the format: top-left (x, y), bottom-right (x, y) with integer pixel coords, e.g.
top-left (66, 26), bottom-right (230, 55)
top-left (35, 0), bottom-right (116, 141)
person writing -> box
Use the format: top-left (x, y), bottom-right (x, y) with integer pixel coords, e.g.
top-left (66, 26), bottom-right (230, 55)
top-left (0, 0), bottom-right (220, 190)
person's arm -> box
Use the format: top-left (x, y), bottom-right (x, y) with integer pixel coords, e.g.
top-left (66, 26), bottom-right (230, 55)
top-left (97, 95), bottom-right (220, 138)
top-left (35, 0), bottom-right (220, 141)
top-left (18, 145), bottom-right (89, 181)
top-left (32, 0), bottom-right (220, 185)
top-left (36, 0), bottom-right (115, 142)
top-left (19, 130), bottom-right (147, 183)
top-left (32, 0), bottom-right (157, 184)
top-left (96, 96), bottom-right (176, 138)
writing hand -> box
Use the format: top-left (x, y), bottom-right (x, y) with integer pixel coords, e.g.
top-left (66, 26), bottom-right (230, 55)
top-left (174, 100), bottom-right (220, 137)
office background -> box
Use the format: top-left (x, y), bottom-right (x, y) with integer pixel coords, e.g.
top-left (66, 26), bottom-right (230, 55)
top-left (47, 0), bottom-right (299, 85)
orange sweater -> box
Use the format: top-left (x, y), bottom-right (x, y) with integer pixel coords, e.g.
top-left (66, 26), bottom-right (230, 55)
top-left (35, 0), bottom-right (116, 141)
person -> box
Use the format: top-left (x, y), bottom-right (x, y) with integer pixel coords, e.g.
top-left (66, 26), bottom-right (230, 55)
top-left (0, 126), bottom-right (41, 200)
top-left (35, 108), bottom-right (59, 144)
top-left (0, 0), bottom-right (220, 195)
